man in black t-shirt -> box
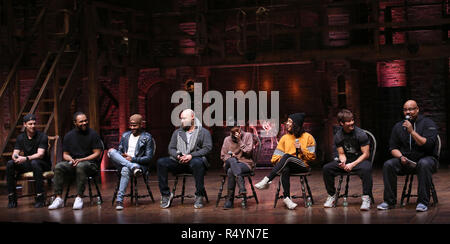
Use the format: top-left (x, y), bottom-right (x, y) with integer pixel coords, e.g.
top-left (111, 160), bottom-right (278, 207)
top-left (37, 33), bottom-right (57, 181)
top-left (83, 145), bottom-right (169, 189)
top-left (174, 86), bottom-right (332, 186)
top-left (6, 114), bottom-right (51, 208)
top-left (322, 109), bottom-right (373, 210)
top-left (48, 112), bottom-right (103, 210)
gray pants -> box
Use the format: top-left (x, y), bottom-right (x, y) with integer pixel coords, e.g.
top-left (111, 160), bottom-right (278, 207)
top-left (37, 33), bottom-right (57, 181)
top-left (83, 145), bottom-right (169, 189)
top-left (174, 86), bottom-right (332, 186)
top-left (53, 161), bottom-right (98, 196)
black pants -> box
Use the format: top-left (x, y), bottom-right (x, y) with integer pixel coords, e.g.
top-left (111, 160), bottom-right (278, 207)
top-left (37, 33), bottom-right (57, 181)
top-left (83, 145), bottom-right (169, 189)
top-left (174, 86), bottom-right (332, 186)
top-left (267, 154), bottom-right (309, 198)
top-left (322, 159), bottom-right (373, 196)
top-left (6, 159), bottom-right (51, 194)
top-left (157, 156), bottom-right (206, 197)
top-left (224, 157), bottom-right (251, 194)
top-left (382, 156), bottom-right (437, 206)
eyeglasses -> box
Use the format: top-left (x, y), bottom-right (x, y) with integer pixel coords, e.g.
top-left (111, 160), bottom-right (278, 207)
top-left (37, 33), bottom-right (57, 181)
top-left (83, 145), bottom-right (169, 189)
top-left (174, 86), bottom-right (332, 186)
top-left (403, 107), bottom-right (418, 112)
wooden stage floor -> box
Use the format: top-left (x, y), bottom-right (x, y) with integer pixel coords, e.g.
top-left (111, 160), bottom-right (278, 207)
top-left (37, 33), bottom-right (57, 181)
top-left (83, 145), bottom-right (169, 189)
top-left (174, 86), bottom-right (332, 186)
top-left (1, 168), bottom-right (449, 224)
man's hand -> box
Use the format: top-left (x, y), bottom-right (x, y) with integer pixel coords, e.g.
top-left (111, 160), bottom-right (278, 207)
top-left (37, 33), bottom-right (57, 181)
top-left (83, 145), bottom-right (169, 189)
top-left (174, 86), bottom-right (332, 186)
top-left (343, 162), bottom-right (355, 172)
top-left (234, 132), bottom-right (241, 141)
top-left (122, 153), bottom-right (133, 162)
top-left (402, 120), bottom-right (413, 133)
top-left (14, 156), bottom-right (27, 164)
top-left (72, 159), bottom-right (81, 167)
top-left (400, 156), bottom-right (407, 165)
top-left (179, 154), bottom-right (192, 164)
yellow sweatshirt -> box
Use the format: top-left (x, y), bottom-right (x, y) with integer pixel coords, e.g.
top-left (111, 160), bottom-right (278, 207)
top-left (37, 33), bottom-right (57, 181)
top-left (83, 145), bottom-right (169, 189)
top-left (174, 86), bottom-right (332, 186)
top-left (271, 132), bottom-right (316, 167)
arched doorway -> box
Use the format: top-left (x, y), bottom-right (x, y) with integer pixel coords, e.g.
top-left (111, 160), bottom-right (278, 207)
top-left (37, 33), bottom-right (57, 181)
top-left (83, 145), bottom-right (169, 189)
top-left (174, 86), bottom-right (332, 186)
top-left (146, 82), bottom-right (174, 165)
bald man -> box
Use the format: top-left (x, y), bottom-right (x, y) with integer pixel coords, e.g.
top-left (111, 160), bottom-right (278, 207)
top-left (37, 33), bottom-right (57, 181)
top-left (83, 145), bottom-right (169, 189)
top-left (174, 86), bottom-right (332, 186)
top-left (107, 114), bottom-right (154, 210)
top-left (157, 109), bottom-right (212, 209)
top-left (378, 100), bottom-right (439, 212)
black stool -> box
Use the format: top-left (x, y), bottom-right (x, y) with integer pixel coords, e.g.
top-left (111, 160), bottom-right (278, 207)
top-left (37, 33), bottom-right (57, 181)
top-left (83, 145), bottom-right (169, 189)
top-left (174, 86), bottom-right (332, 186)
top-left (274, 170), bottom-right (314, 208)
top-left (335, 171), bottom-right (375, 207)
top-left (64, 173), bottom-right (103, 206)
top-left (111, 170), bottom-right (155, 206)
top-left (216, 171), bottom-right (259, 207)
top-left (172, 173), bottom-right (209, 204)
top-left (400, 173), bottom-right (438, 206)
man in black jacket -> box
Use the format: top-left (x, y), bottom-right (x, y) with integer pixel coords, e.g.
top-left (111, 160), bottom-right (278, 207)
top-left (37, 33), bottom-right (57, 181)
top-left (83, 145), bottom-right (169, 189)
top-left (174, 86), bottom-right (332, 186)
top-left (378, 100), bottom-right (439, 212)
top-left (108, 114), bottom-right (154, 210)
top-left (157, 109), bottom-right (212, 209)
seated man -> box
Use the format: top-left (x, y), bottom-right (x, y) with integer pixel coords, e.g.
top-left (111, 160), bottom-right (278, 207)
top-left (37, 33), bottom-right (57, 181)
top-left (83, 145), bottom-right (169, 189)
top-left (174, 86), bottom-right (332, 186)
top-left (108, 114), bottom-right (154, 210)
top-left (6, 114), bottom-right (51, 208)
top-left (377, 100), bottom-right (438, 212)
top-left (220, 124), bottom-right (254, 209)
top-left (48, 112), bottom-right (103, 210)
top-left (157, 109), bottom-right (212, 209)
top-left (255, 113), bottom-right (316, 210)
top-left (322, 109), bottom-right (372, 210)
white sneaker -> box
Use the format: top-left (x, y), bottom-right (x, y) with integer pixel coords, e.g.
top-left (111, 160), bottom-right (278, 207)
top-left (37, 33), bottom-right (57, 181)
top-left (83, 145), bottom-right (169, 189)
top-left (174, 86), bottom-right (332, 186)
top-left (48, 197), bottom-right (64, 210)
top-left (255, 176), bottom-right (271, 190)
top-left (283, 197), bottom-right (298, 210)
top-left (323, 194), bottom-right (336, 208)
top-left (360, 195), bottom-right (371, 211)
top-left (72, 197), bottom-right (84, 210)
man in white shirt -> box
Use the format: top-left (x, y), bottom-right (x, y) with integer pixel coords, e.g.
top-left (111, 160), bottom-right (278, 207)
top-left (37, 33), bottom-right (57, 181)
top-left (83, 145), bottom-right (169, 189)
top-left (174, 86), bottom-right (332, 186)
top-left (107, 114), bottom-right (154, 210)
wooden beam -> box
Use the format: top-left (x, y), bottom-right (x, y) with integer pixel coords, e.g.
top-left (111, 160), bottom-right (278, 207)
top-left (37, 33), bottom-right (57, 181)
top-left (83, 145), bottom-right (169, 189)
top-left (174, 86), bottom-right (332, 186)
top-left (85, 3), bottom-right (100, 132)
top-left (155, 43), bottom-right (450, 67)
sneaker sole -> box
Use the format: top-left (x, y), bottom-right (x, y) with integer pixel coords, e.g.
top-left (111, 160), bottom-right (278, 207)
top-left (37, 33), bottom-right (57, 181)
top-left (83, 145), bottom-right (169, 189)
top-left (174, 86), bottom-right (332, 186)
top-left (160, 194), bottom-right (174, 209)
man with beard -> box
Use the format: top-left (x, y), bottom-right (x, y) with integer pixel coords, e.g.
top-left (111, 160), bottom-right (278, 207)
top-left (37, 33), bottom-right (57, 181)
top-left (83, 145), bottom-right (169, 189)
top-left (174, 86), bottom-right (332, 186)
top-left (107, 114), bottom-right (154, 210)
top-left (157, 109), bottom-right (212, 209)
top-left (6, 114), bottom-right (51, 208)
top-left (220, 124), bottom-right (254, 209)
top-left (378, 100), bottom-right (439, 212)
top-left (322, 109), bottom-right (372, 210)
top-left (254, 113), bottom-right (316, 210)
top-left (48, 112), bottom-right (103, 210)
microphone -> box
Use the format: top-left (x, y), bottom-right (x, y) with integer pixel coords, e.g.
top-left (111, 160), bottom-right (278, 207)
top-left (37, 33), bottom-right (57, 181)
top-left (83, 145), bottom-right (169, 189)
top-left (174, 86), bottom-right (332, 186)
top-left (13, 154), bottom-right (19, 159)
top-left (228, 151), bottom-right (234, 158)
top-left (176, 150), bottom-right (183, 157)
top-left (403, 115), bottom-right (411, 131)
top-left (295, 139), bottom-right (299, 157)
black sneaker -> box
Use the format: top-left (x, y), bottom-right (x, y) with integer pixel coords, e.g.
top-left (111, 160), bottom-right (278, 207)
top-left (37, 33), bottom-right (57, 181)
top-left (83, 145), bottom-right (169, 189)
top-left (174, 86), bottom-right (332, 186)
top-left (34, 194), bottom-right (46, 208)
top-left (116, 201), bottom-right (124, 210)
top-left (160, 193), bottom-right (174, 209)
top-left (241, 194), bottom-right (248, 209)
top-left (7, 194), bottom-right (17, 209)
top-left (194, 195), bottom-right (204, 209)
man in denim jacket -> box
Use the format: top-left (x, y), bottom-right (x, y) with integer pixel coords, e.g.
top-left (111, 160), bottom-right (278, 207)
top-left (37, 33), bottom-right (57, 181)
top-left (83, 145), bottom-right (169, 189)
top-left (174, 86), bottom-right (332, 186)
top-left (108, 114), bottom-right (154, 210)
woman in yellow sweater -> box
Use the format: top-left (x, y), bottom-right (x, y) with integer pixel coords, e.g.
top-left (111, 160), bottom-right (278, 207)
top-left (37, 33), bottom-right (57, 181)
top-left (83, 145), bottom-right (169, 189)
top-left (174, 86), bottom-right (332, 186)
top-left (255, 113), bottom-right (316, 209)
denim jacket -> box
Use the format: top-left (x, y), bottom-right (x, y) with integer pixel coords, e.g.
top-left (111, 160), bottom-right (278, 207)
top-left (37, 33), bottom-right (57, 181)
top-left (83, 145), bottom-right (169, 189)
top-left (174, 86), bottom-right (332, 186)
top-left (117, 131), bottom-right (154, 165)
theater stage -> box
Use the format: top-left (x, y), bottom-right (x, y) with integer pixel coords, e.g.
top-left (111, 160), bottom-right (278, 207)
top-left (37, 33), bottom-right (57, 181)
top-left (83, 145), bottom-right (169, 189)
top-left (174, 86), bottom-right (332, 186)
top-left (0, 168), bottom-right (449, 224)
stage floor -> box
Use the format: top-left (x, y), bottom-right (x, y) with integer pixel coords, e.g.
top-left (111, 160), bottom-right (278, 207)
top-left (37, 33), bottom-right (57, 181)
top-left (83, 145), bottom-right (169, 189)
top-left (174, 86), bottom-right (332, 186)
top-left (0, 168), bottom-right (449, 224)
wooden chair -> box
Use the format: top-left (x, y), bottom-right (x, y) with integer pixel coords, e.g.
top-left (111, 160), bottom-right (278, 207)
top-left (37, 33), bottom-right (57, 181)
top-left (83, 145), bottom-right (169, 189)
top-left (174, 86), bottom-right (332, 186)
top-left (334, 130), bottom-right (376, 207)
top-left (400, 135), bottom-right (440, 207)
top-left (216, 134), bottom-right (261, 207)
top-left (16, 135), bottom-right (59, 204)
top-left (111, 137), bottom-right (156, 206)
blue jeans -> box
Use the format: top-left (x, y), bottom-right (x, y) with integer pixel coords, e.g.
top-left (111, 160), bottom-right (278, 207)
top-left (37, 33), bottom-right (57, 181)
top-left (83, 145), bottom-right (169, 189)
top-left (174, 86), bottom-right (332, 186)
top-left (108, 149), bottom-right (146, 202)
top-left (157, 156), bottom-right (206, 197)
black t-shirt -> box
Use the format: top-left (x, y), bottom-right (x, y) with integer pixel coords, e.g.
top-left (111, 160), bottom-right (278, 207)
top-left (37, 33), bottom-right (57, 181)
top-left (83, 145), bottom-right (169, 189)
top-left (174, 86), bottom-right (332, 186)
top-left (62, 128), bottom-right (103, 159)
top-left (334, 126), bottom-right (370, 163)
top-left (14, 131), bottom-right (50, 163)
